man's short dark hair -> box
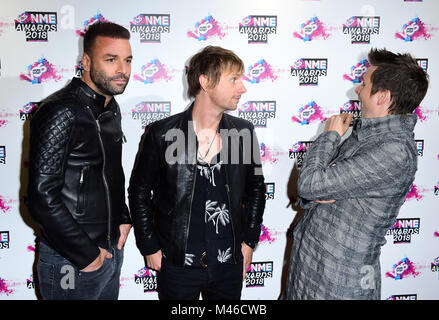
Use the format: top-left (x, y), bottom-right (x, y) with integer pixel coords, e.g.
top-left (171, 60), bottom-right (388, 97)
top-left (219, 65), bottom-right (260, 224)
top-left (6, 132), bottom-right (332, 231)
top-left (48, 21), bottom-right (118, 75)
top-left (187, 46), bottom-right (244, 99)
top-left (368, 48), bottom-right (429, 114)
top-left (83, 22), bottom-right (130, 56)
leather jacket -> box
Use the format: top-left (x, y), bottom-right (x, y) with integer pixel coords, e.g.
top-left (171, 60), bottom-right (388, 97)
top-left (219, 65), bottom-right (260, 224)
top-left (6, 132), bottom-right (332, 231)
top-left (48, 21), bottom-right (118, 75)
top-left (27, 77), bottom-right (131, 270)
top-left (128, 104), bottom-right (266, 266)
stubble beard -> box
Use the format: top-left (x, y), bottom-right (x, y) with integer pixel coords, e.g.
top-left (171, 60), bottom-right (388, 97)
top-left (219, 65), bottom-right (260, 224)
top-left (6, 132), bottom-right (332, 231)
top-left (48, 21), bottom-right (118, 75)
top-left (90, 64), bottom-right (129, 97)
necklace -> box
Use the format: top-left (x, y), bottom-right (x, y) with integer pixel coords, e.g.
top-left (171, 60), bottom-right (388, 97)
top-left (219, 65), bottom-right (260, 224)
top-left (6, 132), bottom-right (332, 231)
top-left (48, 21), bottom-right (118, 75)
top-left (196, 126), bottom-right (219, 163)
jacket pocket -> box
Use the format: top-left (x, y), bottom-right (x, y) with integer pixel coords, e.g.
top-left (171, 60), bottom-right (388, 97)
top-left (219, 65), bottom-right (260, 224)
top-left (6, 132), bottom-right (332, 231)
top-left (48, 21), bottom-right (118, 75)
top-left (76, 165), bottom-right (89, 214)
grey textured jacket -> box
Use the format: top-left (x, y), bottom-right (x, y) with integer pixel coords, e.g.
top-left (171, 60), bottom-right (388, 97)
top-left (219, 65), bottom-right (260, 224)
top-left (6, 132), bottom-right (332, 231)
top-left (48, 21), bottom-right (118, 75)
top-left (284, 114), bottom-right (418, 300)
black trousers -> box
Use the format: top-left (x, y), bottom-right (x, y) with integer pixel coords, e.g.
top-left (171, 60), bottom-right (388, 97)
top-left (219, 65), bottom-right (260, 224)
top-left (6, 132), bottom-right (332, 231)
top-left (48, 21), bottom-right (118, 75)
top-left (158, 259), bottom-right (243, 300)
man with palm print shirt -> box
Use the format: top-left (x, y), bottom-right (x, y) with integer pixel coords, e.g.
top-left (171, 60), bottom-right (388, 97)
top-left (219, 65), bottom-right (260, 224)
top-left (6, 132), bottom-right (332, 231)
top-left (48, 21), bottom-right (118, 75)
top-left (129, 46), bottom-right (266, 300)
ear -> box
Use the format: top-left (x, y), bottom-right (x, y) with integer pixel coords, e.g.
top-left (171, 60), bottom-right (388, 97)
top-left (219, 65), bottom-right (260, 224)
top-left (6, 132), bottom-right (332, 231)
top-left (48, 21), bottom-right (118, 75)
top-left (81, 53), bottom-right (91, 72)
top-left (199, 74), bottom-right (210, 92)
top-left (377, 89), bottom-right (392, 107)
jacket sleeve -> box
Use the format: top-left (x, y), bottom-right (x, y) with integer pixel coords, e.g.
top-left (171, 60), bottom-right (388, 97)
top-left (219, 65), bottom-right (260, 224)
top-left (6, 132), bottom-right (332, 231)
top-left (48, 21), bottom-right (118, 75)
top-left (297, 130), bottom-right (416, 201)
top-left (128, 125), bottom-right (161, 256)
top-left (27, 103), bottom-right (100, 270)
top-left (243, 126), bottom-right (266, 248)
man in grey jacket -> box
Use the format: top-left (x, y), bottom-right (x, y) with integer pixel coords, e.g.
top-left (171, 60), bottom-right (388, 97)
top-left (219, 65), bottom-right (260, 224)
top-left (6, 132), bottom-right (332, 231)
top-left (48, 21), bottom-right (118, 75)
top-left (283, 48), bottom-right (429, 300)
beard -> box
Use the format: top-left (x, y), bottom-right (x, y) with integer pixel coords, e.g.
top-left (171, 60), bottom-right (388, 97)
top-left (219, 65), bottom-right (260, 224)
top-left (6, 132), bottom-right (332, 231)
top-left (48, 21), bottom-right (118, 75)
top-left (89, 64), bottom-right (130, 96)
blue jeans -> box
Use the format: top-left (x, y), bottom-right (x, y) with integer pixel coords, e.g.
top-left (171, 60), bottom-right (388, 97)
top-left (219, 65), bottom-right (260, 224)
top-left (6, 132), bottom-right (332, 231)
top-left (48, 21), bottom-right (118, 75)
top-left (37, 241), bottom-right (123, 300)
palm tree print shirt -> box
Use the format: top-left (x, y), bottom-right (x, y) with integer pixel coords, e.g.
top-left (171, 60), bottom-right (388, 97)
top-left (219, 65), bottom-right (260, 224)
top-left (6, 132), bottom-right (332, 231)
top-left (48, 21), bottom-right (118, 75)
top-left (185, 154), bottom-right (234, 268)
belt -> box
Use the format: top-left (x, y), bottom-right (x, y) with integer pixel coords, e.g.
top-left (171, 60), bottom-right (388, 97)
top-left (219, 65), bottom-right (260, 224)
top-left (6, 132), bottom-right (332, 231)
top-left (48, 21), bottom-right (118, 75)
top-left (200, 251), bottom-right (208, 268)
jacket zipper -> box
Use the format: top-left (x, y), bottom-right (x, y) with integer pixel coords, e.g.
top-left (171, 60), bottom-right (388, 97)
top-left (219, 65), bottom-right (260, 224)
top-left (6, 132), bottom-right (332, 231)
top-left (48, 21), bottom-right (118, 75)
top-left (224, 170), bottom-right (237, 264)
top-left (86, 106), bottom-right (112, 249)
top-left (76, 166), bottom-right (87, 213)
top-left (183, 148), bottom-right (197, 267)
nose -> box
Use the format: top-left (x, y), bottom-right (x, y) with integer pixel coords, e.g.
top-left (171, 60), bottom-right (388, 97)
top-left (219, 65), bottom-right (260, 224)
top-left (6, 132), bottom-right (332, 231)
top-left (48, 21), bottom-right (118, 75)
top-left (238, 79), bottom-right (247, 94)
top-left (354, 85), bottom-right (361, 95)
top-left (117, 60), bottom-right (130, 76)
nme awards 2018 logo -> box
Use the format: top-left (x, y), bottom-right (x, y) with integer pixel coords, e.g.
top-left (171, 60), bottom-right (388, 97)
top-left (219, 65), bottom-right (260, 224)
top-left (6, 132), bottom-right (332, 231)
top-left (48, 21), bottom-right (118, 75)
top-left (293, 16), bottom-right (331, 41)
top-left (291, 59), bottom-right (327, 86)
top-left (245, 261), bottom-right (273, 287)
top-left (15, 11), bottom-right (57, 42)
top-left (130, 14), bottom-right (170, 43)
top-left (431, 257), bottom-right (439, 277)
top-left (19, 102), bottom-right (39, 121)
top-left (340, 100), bottom-right (361, 125)
top-left (239, 15), bottom-right (277, 43)
top-left (26, 274), bottom-right (34, 290)
top-left (289, 141), bottom-right (313, 168)
top-left (132, 101), bottom-right (171, 129)
top-left (387, 294), bottom-right (417, 300)
top-left (386, 218), bottom-right (420, 244)
top-left (265, 183), bottom-right (275, 200)
top-left (0, 231), bottom-right (10, 249)
top-left (343, 16), bottom-right (380, 44)
top-left (134, 267), bottom-right (157, 292)
top-left (0, 146), bottom-right (5, 164)
top-left (187, 15), bottom-right (225, 41)
top-left (238, 101), bottom-right (276, 128)
top-left (416, 58), bottom-right (428, 71)
top-left (415, 140), bottom-right (424, 157)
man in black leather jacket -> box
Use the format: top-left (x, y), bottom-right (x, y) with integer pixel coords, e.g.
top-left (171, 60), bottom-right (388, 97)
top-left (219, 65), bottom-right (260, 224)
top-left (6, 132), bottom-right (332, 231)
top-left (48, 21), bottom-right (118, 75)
top-left (129, 46), bottom-right (266, 300)
top-left (27, 22), bottom-right (132, 300)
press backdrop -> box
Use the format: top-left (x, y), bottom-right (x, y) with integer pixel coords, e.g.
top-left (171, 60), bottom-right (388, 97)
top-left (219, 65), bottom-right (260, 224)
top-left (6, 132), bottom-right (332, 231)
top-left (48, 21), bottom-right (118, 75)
top-left (0, 0), bottom-right (438, 300)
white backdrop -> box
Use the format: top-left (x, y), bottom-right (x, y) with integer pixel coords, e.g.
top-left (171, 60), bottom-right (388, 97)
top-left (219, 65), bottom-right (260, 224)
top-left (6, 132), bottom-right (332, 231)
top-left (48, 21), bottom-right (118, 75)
top-left (0, 0), bottom-right (438, 300)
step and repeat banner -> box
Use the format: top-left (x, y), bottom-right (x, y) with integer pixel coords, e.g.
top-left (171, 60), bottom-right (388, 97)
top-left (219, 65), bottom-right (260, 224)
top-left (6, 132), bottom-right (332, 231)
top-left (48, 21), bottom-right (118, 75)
top-left (0, 0), bottom-right (438, 300)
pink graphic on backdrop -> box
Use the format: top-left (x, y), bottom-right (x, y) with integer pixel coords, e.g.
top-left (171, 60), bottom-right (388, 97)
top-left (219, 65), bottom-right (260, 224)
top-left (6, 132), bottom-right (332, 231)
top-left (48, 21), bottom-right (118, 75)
top-left (343, 59), bottom-right (370, 83)
top-left (292, 101), bottom-right (327, 125)
top-left (14, 12), bottom-right (33, 24)
top-left (0, 278), bottom-right (14, 296)
top-left (386, 257), bottom-right (420, 280)
top-left (293, 17), bottom-right (331, 41)
top-left (27, 245), bottom-right (35, 252)
top-left (259, 225), bottom-right (276, 244)
top-left (413, 106), bottom-right (427, 122)
top-left (187, 15), bottom-right (225, 41)
top-left (405, 184), bottom-right (423, 201)
top-left (0, 22), bottom-right (14, 37)
top-left (134, 59), bottom-right (172, 84)
top-left (242, 59), bottom-right (277, 84)
top-left (395, 17), bottom-right (432, 42)
top-left (260, 143), bottom-right (278, 165)
top-left (434, 231), bottom-right (439, 238)
top-left (20, 58), bottom-right (61, 84)
top-left (76, 13), bottom-right (109, 37)
top-left (0, 196), bottom-right (11, 214)
top-left (0, 120), bottom-right (7, 128)
top-left (20, 102), bottom-right (38, 115)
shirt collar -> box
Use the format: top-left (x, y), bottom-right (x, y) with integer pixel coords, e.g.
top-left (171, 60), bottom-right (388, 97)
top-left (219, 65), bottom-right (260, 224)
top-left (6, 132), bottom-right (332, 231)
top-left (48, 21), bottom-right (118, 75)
top-left (353, 114), bottom-right (417, 141)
